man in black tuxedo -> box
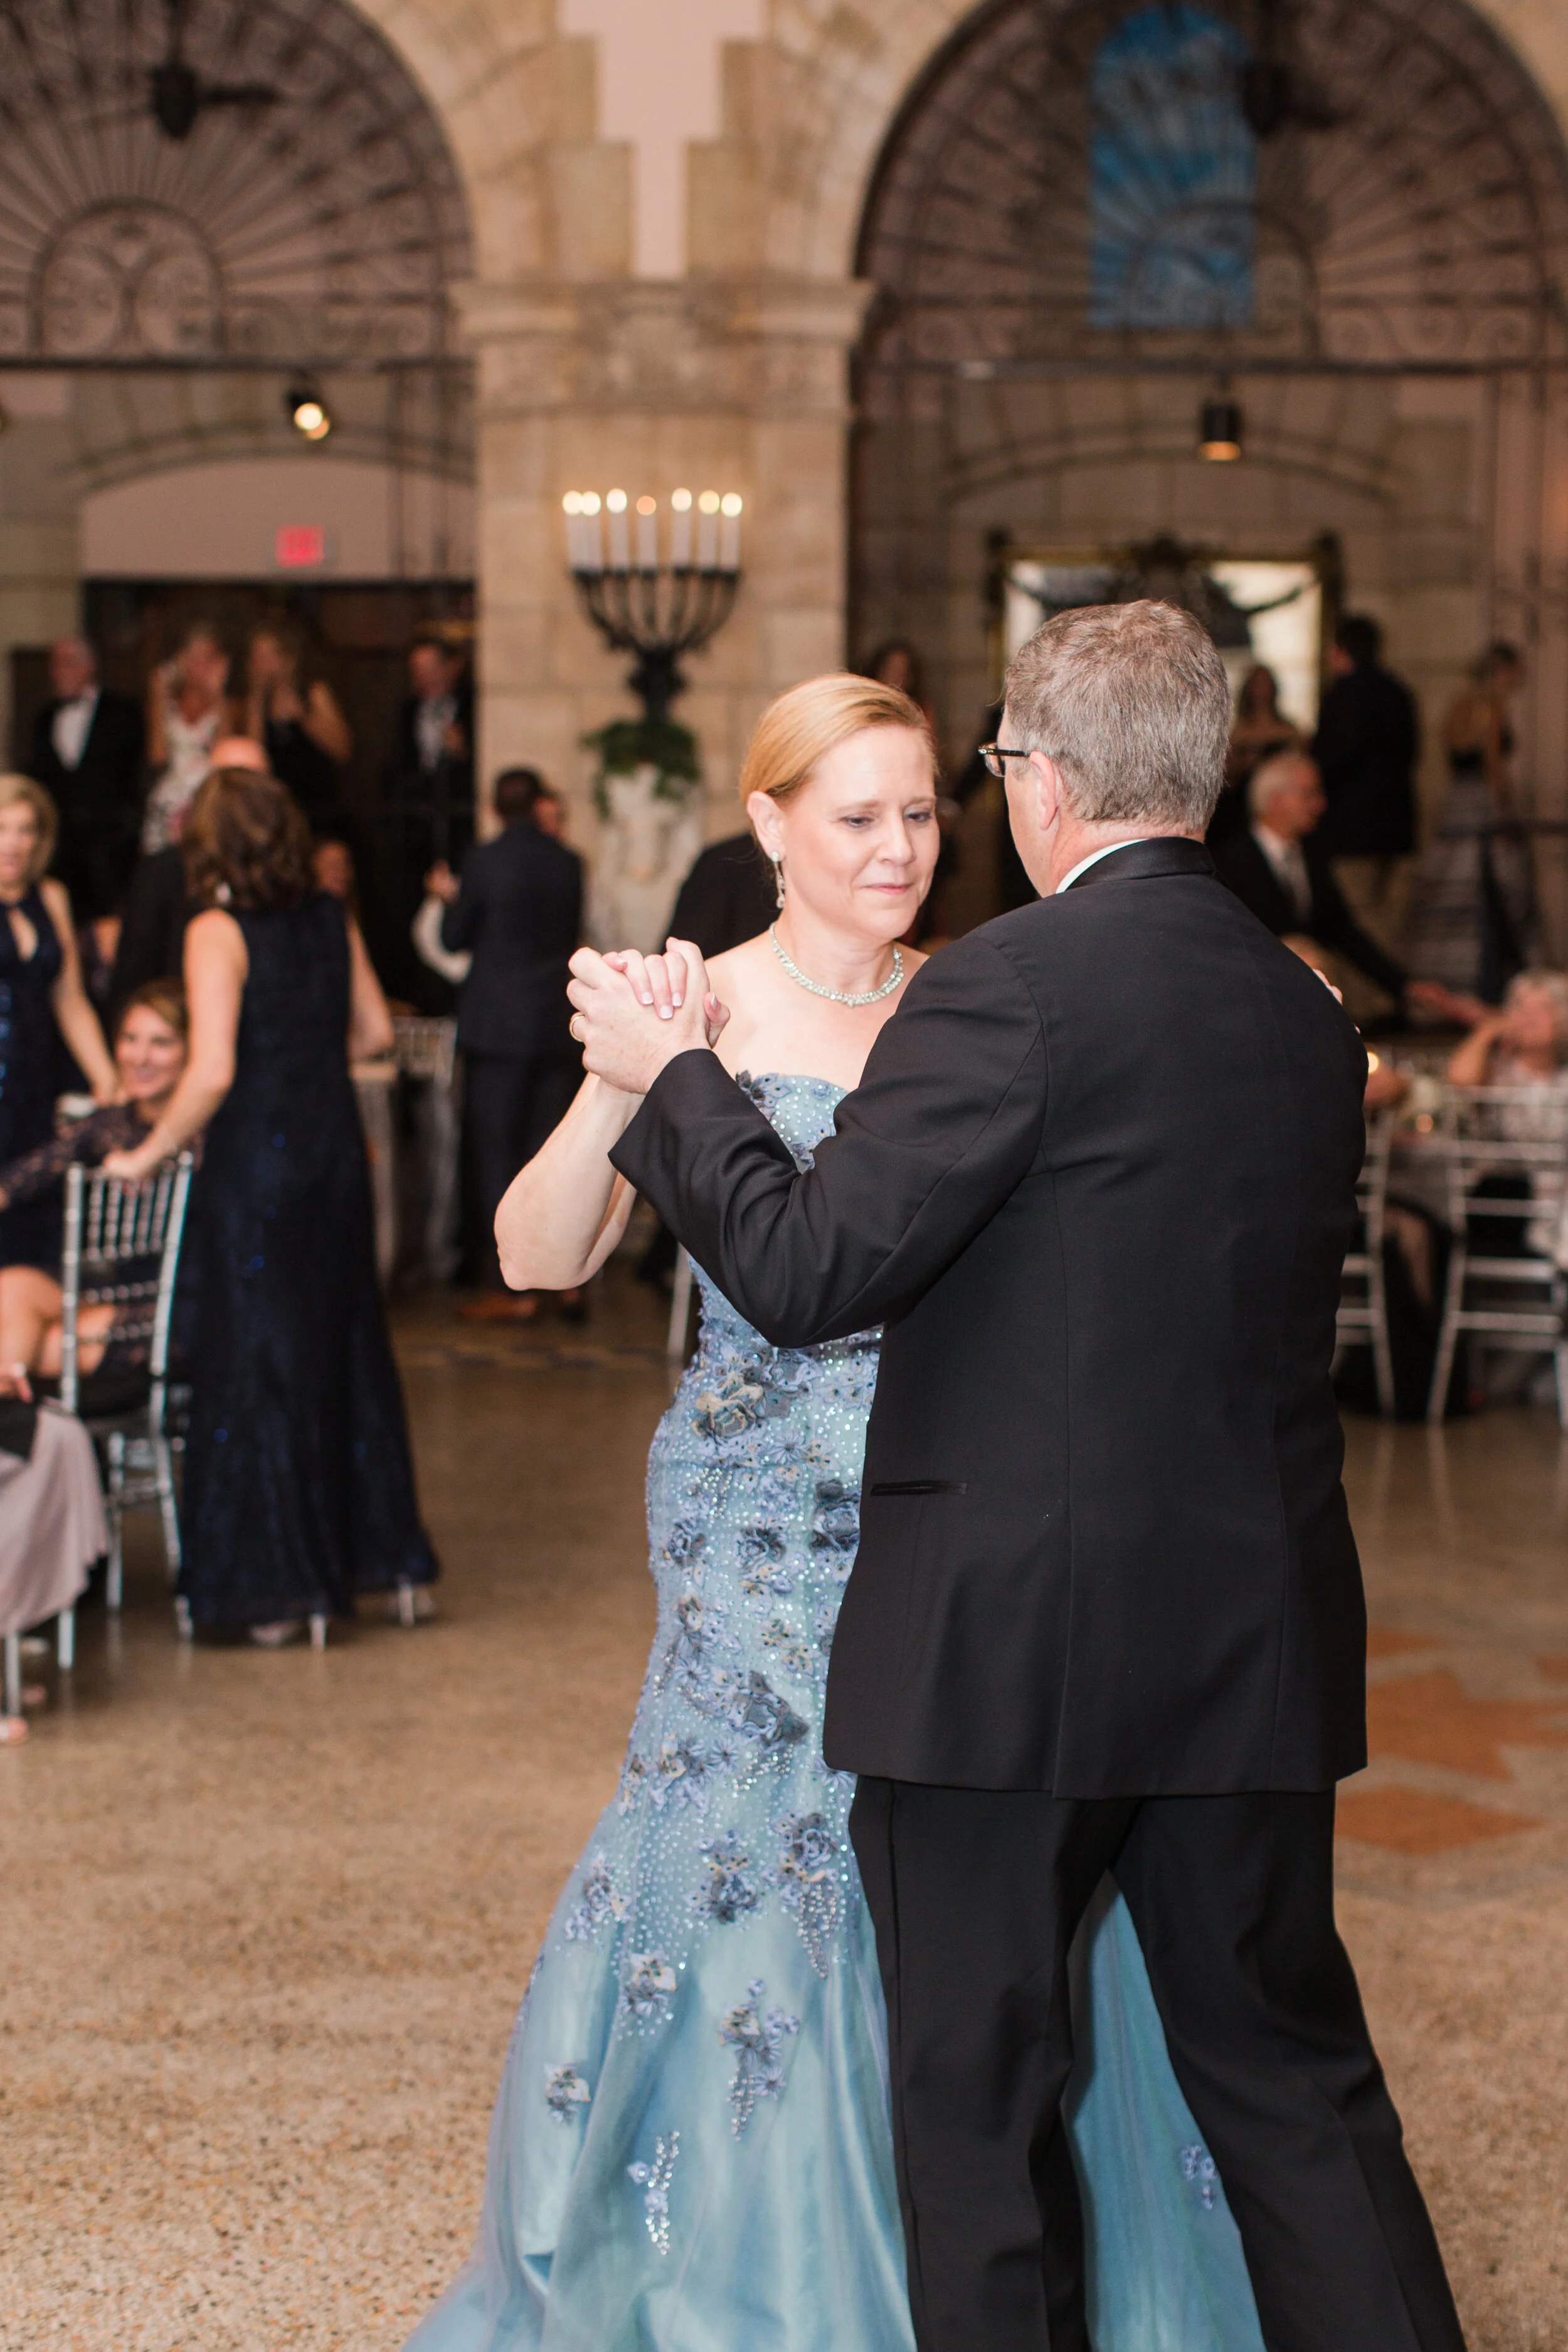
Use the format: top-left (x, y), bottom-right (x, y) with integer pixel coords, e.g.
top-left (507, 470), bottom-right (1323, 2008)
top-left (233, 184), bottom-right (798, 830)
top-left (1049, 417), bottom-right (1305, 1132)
top-left (27, 637), bottom-right (144, 919)
top-left (382, 633), bottom-right (477, 1008)
top-left (1314, 612), bottom-right (1420, 949)
top-left (1214, 747), bottom-right (1466, 1024)
top-left (432, 766), bottom-right (583, 1314)
top-left (568, 601), bottom-right (1465, 2352)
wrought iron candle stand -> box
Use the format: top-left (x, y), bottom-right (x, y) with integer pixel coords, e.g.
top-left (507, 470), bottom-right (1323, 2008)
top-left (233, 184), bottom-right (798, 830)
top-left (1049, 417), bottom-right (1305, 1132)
top-left (563, 485), bottom-right (743, 721)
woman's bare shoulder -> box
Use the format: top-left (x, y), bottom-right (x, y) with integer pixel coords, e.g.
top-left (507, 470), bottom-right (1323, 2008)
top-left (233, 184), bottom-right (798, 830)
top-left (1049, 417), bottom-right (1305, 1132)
top-left (36, 875), bottom-right (73, 929)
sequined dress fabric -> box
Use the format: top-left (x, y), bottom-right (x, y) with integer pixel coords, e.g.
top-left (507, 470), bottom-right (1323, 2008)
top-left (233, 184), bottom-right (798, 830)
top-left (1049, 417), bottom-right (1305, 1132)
top-left (409, 1076), bottom-right (1265, 2352)
top-left (180, 895), bottom-right (437, 1632)
top-left (0, 884), bottom-right (65, 1273)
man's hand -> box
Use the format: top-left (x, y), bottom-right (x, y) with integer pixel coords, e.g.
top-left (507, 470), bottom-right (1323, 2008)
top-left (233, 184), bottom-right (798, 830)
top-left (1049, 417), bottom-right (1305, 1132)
top-left (567, 939), bottom-right (726, 1096)
top-left (425, 860), bottom-right (460, 905)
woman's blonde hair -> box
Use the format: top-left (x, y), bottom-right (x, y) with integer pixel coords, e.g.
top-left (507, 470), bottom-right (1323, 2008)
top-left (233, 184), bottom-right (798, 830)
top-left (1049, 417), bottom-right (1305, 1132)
top-left (1505, 967), bottom-right (1568, 1052)
top-left (0, 774), bottom-right (58, 886)
top-left (739, 674), bottom-right (932, 814)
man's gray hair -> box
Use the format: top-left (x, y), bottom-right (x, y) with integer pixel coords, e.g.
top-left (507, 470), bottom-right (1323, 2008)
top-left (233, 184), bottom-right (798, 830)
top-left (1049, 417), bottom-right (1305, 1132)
top-left (1248, 746), bottom-right (1312, 820)
top-left (1004, 599), bottom-right (1232, 832)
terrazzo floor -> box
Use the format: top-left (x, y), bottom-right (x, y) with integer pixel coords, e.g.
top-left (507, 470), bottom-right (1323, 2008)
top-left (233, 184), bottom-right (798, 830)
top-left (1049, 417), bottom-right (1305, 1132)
top-left (2, 1264), bottom-right (1567, 2349)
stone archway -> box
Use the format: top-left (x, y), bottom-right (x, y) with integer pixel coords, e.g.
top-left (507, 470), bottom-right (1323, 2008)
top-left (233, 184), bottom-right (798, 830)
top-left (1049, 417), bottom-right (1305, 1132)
top-left (839, 0), bottom-right (1568, 943)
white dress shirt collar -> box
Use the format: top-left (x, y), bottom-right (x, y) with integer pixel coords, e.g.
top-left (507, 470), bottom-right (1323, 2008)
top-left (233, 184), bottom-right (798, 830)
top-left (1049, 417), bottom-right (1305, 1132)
top-left (1054, 838), bottom-right (1154, 895)
top-left (51, 687), bottom-right (99, 772)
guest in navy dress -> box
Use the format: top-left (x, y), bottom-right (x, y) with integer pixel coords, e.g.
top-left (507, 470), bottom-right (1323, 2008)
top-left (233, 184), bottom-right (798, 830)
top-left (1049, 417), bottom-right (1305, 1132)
top-left (104, 763), bottom-right (437, 1647)
top-left (0, 775), bottom-right (119, 1276)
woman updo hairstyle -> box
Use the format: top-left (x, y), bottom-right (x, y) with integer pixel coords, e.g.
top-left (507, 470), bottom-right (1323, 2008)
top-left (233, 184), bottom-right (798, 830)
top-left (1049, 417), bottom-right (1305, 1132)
top-left (739, 673), bottom-right (932, 822)
top-left (183, 767), bottom-right (315, 913)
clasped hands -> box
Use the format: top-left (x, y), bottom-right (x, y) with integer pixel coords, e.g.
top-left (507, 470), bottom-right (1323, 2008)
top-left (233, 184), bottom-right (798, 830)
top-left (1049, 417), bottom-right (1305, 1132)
top-left (567, 940), bottom-right (729, 1097)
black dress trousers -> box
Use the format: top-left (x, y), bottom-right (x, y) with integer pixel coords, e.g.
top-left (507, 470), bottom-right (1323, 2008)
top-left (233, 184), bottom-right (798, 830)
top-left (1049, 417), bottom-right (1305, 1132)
top-left (849, 1780), bottom-right (1468, 2352)
top-left (462, 1051), bottom-right (580, 1288)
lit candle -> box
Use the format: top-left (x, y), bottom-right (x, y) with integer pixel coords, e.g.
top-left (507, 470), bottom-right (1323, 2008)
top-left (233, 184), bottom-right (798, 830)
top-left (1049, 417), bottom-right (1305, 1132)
top-left (607, 487), bottom-right (630, 571)
top-left (719, 491), bottom-right (743, 573)
top-left (637, 494), bottom-right (658, 570)
top-left (697, 488), bottom-right (719, 569)
top-left (563, 490), bottom-right (583, 568)
top-left (581, 491), bottom-right (603, 572)
top-left (670, 486), bottom-right (693, 567)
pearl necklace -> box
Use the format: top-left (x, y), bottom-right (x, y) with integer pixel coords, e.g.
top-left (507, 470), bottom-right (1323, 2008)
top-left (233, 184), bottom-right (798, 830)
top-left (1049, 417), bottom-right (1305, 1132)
top-left (769, 924), bottom-right (904, 1006)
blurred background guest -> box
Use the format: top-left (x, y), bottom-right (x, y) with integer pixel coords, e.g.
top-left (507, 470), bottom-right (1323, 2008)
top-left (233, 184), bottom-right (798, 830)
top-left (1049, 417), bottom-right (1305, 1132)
top-left (0, 777), bottom-right (118, 1273)
top-left (863, 637), bottom-right (936, 734)
top-left (426, 766), bottom-right (582, 1322)
top-left (243, 619), bottom-right (352, 837)
top-left (1214, 750), bottom-right (1473, 1027)
top-left (103, 766), bottom-right (437, 1647)
top-left (0, 983), bottom-right (188, 1404)
top-left (0, 1397), bottom-right (107, 1745)
top-left (26, 636), bottom-right (144, 924)
top-left (142, 622), bottom-right (241, 854)
top-left (1407, 640), bottom-right (1532, 1004)
top-left (313, 833), bottom-right (359, 914)
top-left (666, 828), bottom-right (778, 959)
top-left (1209, 663), bottom-right (1300, 845)
top-left (385, 632), bottom-right (474, 1007)
top-left (111, 736), bottom-right (268, 1017)
top-left (1313, 615), bottom-right (1419, 956)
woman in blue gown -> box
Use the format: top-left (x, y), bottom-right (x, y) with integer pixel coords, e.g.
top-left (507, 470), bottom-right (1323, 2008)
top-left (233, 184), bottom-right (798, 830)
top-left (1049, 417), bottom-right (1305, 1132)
top-left (407, 678), bottom-right (1265, 2352)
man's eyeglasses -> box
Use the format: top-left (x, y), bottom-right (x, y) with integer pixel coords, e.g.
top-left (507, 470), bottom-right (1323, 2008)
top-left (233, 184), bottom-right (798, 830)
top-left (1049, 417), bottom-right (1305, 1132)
top-left (977, 743), bottom-right (1033, 780)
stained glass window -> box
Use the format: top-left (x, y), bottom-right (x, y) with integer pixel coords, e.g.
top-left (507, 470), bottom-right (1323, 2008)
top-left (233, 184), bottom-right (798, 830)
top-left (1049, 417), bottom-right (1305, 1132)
top-left (1090, 4), bottom-right (1256, 331)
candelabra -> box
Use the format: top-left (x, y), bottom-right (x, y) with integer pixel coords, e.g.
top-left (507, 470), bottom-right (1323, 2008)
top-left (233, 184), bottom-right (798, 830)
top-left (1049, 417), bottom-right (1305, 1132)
top-left (563, 486), bottom-right (743, 721)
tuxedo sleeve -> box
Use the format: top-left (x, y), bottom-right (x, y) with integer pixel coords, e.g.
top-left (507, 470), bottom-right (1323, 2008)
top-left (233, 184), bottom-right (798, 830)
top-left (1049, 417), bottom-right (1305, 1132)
top-left (610, 931), bottom-right (1046, 1347)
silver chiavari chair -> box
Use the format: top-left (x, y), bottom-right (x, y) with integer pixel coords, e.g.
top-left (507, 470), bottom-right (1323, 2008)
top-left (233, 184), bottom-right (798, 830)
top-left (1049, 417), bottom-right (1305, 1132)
top-left (1427, 1084), bottom-right (1568, 1427)
top-left (1335, 1106), bottom-right (1396, 1416)
top-left (60, 1153), bottom-right (195, 1623)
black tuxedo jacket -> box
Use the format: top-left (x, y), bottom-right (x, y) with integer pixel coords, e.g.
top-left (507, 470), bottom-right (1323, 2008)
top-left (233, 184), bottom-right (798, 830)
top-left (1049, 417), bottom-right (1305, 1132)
top-left (29, 691), bottom-right (146, 917)
top-left (1312, 664), bottom-right (1419, 859)
top-left (442, 820), bottom-right (583, 1061)
top-left (668, 832), bottom-right (778, 957)
top-left (612, 839), bottom-right (1370, 1798)
top-left (1212, 827), bottom-right (1408, 1003)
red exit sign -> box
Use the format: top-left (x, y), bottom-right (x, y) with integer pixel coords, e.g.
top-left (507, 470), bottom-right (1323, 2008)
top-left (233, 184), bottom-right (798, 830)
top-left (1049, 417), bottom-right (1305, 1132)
top-left (275, 524), bottom-right (328, 569)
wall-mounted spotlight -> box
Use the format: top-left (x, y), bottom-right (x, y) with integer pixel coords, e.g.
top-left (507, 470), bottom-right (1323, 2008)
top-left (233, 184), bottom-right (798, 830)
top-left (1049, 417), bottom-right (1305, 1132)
top-left (285, 383), bottom-right (332, 442)
top-left (1199, 392), bottom-right (1242, 462)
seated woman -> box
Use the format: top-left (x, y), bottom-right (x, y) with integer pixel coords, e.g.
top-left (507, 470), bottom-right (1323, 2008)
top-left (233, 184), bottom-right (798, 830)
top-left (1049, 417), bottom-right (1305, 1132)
top-left (1446, 968), bottom-right (1568, 1267)
top-left (0, 982), bottom-right (189, 1401)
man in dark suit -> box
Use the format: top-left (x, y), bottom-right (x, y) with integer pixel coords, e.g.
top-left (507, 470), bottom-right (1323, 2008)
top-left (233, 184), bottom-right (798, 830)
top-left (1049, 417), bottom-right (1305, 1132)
top-left (1314, 613), bottom-right (1420, 952)
top-left (569, 601), bottom-right (1465, 2352)
top-left (667, 830), bottom-right (778, 956)
top-left (27, 637), bottom-right (144, 919)
top-left (1213, 747), bottom-right (1466, 1024)
top-left (381, 633), bottom-right (475, 1009)
top-left (432, 766), bottom-right (583, 1318)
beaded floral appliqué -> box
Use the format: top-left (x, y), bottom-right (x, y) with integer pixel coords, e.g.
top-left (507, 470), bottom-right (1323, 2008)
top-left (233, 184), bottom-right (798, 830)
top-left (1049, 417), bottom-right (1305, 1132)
top-left (623, 1950), bottom-right (679, 2020)
top-left (1181, 2143), bottom-right (1219, 2210)
top-left (544, 2063), bottom-right (591, 2124)
top-left (694, 1831), bottom-right (762, 1925)
top-left (774, 1811), bottom-right (842, 1978)
top-left (719, 1978), bottom-right (800, 2135)
top-left (563, 1853), bottom-right (628, 1942)
top-left (628, 2131), bottom-right (681, 2255)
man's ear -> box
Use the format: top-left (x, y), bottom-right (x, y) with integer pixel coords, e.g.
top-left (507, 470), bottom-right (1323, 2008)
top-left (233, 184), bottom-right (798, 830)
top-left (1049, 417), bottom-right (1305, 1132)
top-left (1030, 751), bottom-right (1064, 833)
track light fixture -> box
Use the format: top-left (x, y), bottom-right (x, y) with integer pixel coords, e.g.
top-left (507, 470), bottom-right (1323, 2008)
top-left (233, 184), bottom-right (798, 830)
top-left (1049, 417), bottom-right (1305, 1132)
top-left (1199, 392), bottom-right (1242, 462)
top-left (285, 383), bottom-right (332, 442)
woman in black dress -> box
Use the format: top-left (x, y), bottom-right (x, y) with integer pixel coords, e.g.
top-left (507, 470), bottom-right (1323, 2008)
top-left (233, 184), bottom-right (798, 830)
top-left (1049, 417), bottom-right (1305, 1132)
top-left (0, 775), bottom-right (119, 1274)
top-left (104, 764), bottom-right (436, 1646)
top-left (243, 621), bottom-right (352, 837)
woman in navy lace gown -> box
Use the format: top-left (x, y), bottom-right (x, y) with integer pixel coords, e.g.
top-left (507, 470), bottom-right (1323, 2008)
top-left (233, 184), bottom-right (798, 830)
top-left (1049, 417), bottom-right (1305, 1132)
top-left (405, 679), bottom-right (1266, 2352)
top-left (105, 764), bottom-right (437, 1646)
top-left (0, 774), bottom-right (119, 1275)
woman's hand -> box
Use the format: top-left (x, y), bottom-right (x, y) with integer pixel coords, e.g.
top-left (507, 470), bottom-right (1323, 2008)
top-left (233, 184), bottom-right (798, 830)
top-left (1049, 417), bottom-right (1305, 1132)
top-left (101, 1142), bottom-right (164, 1185)
top-left (603, 946), bottom-right (730, 1048)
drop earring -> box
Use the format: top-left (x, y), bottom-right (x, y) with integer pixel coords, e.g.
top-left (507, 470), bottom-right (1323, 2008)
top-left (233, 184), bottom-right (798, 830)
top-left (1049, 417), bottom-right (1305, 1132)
top-left (771, 854), bottom-right (786, 911)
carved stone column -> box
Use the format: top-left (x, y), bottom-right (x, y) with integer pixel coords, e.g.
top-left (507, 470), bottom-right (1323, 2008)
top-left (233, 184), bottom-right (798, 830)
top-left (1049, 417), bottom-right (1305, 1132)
top-left (458, 274), bottom-right (871, 842)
